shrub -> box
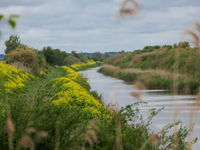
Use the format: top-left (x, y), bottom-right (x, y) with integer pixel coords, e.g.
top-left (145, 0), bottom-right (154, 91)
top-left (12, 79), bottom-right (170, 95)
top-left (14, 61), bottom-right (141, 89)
top-left (50, 77), bottom-right (111, 120)
top-left (64, 56), bottom-right (81, 65)
top-left (61, 66), bottom-right (91, 90)
top-left (178, 41), bottom-right (190, 48)
top-left (71, 61), bottom-right (97, 71)
top-left (5, 48), bottom-right (39, 67)
top-left (0, 62), bottom-right (35, 95)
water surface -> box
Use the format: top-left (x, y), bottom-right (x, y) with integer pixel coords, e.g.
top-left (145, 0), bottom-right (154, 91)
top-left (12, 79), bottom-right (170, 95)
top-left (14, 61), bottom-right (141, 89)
top-left (79, 67), bottom-right (200, 149)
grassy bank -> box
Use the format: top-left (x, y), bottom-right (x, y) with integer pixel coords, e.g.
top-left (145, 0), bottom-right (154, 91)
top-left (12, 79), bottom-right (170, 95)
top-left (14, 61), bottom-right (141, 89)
top-left (99, 64), bottom-right (200, 94)
top-left (105, 46), bottom-right (200, 77)
top-left (102, 45), bottom-right (200, 94)
top-left (0, 62), bottom-right (195, 149)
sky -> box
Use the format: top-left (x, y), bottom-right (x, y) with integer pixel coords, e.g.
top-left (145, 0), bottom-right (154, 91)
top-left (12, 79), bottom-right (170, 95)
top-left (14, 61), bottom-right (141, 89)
top-left (0, 0), bottom-right (200, 53)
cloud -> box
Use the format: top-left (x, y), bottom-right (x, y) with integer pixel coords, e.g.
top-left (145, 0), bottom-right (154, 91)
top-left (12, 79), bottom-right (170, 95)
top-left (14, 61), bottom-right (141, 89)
top-left (0, 0), bottom-right (200, 53)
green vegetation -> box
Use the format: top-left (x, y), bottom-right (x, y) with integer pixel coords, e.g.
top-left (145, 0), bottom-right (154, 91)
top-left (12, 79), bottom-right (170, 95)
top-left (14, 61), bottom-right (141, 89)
top-left (89, 52), bottom-right (112, 61)
top-left (99, 66), bottom-right (199, 94)
top-left (71, 61), bottom-right (100, 71)
top-left (71, 51), bottom-right (89, 63)
top-left (101, 43), bottom-right (200, 94)
top-left (1, 35), bottom-right (197, 149)
top-left (5, 35), bottom-right (21, 54)
top-left (2, 35), bottom-right (114, 74)
top-left (42, 46), bottom-right (68, 66)
top-left (0, 62), bottom-right (195, 149)
top-left (2, 35), bottom-right (102, 76)
top-left (0, 62), bottom-right (35, 95)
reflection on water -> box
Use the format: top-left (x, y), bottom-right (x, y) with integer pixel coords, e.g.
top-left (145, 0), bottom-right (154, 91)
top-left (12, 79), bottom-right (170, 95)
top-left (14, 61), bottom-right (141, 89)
top-left (79, 67), bottom-right (200, 150)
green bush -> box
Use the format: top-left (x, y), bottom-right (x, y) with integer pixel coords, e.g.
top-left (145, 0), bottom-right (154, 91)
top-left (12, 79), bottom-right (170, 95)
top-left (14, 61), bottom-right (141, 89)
top-left (42, 46), bottom-right (68, 66)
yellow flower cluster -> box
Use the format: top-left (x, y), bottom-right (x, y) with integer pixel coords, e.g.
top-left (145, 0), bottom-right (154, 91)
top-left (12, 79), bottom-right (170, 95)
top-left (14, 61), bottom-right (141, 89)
top-left (0, 62), bottom-right (35, 93)
top-left (70, 61), bottom-right (97, 71)
top-left (51, 67), bottom-right (111, 119)
top-left (61, 66), bottom-right (90, 90)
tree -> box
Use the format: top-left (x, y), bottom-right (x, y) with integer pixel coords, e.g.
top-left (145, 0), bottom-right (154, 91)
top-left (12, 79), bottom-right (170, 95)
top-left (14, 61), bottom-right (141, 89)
top-left (178, 41), bottom-right (190, 48)
top-left (42, 46), bottom-right (68, 66)
top-left (71, 51), bottom-right (79, 58)
top-left (42, 46), bottom-right (54, 65)
top-left (71, 51), bottom-right (89, 62)
top-left (4, 35), bottom-right (21, 54)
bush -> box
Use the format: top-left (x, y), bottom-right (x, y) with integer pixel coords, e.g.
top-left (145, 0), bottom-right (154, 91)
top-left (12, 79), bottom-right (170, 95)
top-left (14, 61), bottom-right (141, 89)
top-left (70, 61), bottom-right (97, 71)
top-left (0, 62), bottom-right (35, 95)
top-left (64, 56), bottom-right (81, 65)
top-left (42, 46), bottom-right (68, 66)
top-left (5, 48), bottom-right (39, 67)
top-left (61, 66), bottom-right (91, 90)
top-left (178, 41), bottom-right (190, 48)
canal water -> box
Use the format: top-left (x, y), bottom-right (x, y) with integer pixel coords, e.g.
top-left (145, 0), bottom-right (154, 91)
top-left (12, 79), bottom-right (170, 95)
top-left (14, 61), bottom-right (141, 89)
top-left (79, 67), bottom-right (200, 149)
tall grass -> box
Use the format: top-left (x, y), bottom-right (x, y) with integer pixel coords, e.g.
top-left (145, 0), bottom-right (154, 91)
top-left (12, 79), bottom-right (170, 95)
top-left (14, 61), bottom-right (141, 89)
top-left (98, 65), bottom-right (200, 94)
top-left (0, 63), bottom-right (196, 149)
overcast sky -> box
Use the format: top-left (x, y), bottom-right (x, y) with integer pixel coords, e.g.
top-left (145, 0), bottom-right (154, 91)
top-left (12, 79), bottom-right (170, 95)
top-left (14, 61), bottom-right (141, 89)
top-left (0, 0), bottom-right (200, 53)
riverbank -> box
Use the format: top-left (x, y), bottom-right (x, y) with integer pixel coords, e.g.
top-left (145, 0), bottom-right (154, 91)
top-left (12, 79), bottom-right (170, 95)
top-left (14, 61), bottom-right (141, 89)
top-left (80, 67), bottom-right (200, 150)
top-left (0, 62), bottom-right (110, 149)
top-left (99, 64), bottom-right (200, 94)
top-left (0, 63), bottom-right (195, 149)
top-left (102, 45), bottom-right (200, 94)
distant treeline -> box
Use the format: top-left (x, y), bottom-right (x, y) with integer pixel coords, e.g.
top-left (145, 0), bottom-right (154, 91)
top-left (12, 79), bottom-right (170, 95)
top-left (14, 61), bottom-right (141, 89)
top-left (68, 51), bottom-right (116, 57)
top-left (1, 35), bottom-right (115, 75)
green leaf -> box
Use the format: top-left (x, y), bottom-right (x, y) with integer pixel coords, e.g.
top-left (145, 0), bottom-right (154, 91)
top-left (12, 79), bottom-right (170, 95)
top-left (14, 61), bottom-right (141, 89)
top-left (8, 19), bottom-right (16, 28)
top-left (0, 15), bottom-right (3, 21)
top-left (9, 14), bottom-right (20, 20)
top-left (7, 14), bottom-right (19, 28)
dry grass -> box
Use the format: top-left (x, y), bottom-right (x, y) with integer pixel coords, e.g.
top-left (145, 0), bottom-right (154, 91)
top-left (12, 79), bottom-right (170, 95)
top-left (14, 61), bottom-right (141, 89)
top-left (148, 134), bottom-right (160, 146)
top-left (5, 113), bottom-right (48, 150)
top-left (6, 117), bottom-right (14, 150)
top-left (187, 92), bottom-right (200, 142)
top-left (134, 81), bottom-right (146, 90)
top-left (130, 91), bottom-right (141, 100)
top-left (102, 64), bottom-right (191, 80)
top-left (119, 0), bottom-right (139, 18)
top-left (10, 62), bottom-right (31, 72)
top-left (20, 135), bottom-right (34, 150)
top-left (6, 117), bottom-right (14, 137)
top-left (83, 120), bottom-right (99, 147)
top-left (185, 22), bottom-right (200, 47)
